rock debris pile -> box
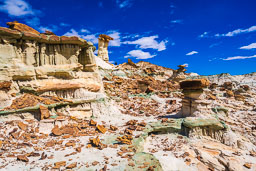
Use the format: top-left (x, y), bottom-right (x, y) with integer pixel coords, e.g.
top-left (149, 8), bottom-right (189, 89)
top-left (0, 21), bottom-right (255, 170)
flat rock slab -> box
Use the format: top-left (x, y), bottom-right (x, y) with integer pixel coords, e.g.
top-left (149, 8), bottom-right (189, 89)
top-left (125, 152), bottom-right (163, 171)
top-left (183, 117), bottom-right (225, 130)
top-left (146, 119), bottom-right (183, 134)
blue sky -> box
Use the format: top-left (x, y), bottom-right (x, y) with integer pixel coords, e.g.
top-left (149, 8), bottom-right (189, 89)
top-left (0, 0), bottom-right (256, 75)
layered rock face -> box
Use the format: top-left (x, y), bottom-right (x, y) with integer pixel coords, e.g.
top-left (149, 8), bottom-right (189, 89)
top-left (0, 22), bottom-right (103, 120)
top-left (97, 34), bottom-right (113, 62)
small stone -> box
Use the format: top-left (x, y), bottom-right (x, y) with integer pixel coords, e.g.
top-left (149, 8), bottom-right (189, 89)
top-left (90, 120), bottom-right (97, 126)
top-left (244, 163), bottom-right (252, 169)
top-left (17, 155), bottom-right (29, 162)
top-left (45, 140), bottom-right (55, 147)
top-left (18, 122), bottom-right (28, 131)
top-left (92, 161), bottom-right (99, 166)
top-left (110, 125), bottom-right (118, 131)
top-left (90, 136), bottom-right (101, 147)
top-left (39, 105), bottom-right (50, 120)
top-left (76, 147), bottom-right (81, 153)
top-left (128, 162), bottom-right (135, 167)
top-left (40, 152), bottom-right (47, 160)
top-left (97, 125), bottom-right (107, 134)
top-left (66, 162), bottom-right (77, 169)
top-left (65, 141), bottom-right (76, 147)
top-left (53, 161), bottom-right (66, 169)
top-left (51, 125), bottom-right (62, 136)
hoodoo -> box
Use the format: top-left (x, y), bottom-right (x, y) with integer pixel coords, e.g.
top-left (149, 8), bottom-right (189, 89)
top-left (97, 34), bottom-right (114, 62)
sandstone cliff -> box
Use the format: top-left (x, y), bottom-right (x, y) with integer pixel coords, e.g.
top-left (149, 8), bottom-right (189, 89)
top-left (0, 22), bottom-right (104, 120)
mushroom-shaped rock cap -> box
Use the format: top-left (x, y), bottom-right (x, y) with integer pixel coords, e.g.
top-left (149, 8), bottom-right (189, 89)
top-left (99, 34), bottom-right (114, 41)
top-left (180, 78), bottom-right (210, 90)
top-left (178, 65), bottom-right (187, 68)
top-left (6, 21), bottom-right (40, 35)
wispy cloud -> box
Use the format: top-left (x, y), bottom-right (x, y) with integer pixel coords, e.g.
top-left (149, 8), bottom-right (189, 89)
top-left (0, 0), bottom-right (61, 33)
top-left (124, 35), bottom-right (168, 51)
top-left (0, 0), bottom-right (40, 17)
top-left (60, 23), bottom-right (70, 27)
top-left (186, 51), bottom-right (198, 56)
top-left (239, 43), bottom-right (256, 50)
top-left (39, 25), bottom-right (59, 32)
top-left (215, 25), bottom-right (256, 37)
top-left (198, 32), bottom-right (209, 38)
top-left (116, 0), bottom-right (133, 8)
top-left (64, 29), bottom-right (80, 37)
top-left (64, 28), bottom-right (98, 44)
top-left (125, 50), bottom-right (156, 59)
top-left (81, 29), bottom-right (90, 33)
top-left (64, 29), bottom-right (122, 46)
top-left (223, 55), bottom-right (256, 60)
top-left (209, 42), bottom-right (222, 48)
top-left (170, 19), bottom-right (183, 24)
top-left (83, 34), bottom-right (98, 44)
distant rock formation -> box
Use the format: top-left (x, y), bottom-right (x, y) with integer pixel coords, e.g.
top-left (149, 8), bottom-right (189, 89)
top-left (171, 65), bottom-right (187, 82)
top-left (97, 34), bottom-right (114, 62)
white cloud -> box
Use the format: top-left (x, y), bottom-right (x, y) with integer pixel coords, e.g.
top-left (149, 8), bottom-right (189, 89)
top-left (223, 55), bottom-right (256, 60)
top-left (198, 32), bottom-right (208, 38)
top-left (64, 29), bottom-right (80, 37)
top-left (209, 42), bottom-right (221, 48)
top-left (116, 0), bottom-right (132, 8)
top-left (183, 63), bottom-right (189, 67)
top-left (64, 29), bottom-right (122, 46)
top-left (107, 31), bottom-right (121, 47)
top-left (60, 23), bottom-right (70, 27)
top-left (186, 51), bottom-right (198, 56)
top-left (125, 50), bottom-right (156, 59)
top-left (82, 34), bottom-right (98, 44)
top-left (239, 43), bottom-right (256, 50)
top-left (81, 29), bottom-right (90, 33)
top-left (64, 28), bottom-right (98, 44)
top-left (170, 19), bottom-right (183, 24)
top-left (0, 0), bottom-right (39, 17)
top-left (215, 25), bottom-right (256, 37)
top-left (124, 35), bottom-right (168, 51)
top-left (39, 25), bottom-right (58, 32)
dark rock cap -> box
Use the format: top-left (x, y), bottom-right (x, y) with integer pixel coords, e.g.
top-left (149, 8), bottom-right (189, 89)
top-left (180, 79), bottom-right (210, 90)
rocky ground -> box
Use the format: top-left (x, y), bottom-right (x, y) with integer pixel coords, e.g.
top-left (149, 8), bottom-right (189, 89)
top-left (0, 58), bottom-right (256, 171)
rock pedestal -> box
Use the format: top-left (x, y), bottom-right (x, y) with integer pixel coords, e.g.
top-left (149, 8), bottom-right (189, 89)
top-left (171, 65), bottom-right (187, 82)
top-left (98, 34), bottom-right (114, 62)
top-left (180, 79), bottom-right (212, 117)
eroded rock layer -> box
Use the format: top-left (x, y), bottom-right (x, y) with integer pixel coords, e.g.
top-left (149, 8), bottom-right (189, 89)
top-left (0, 22), bottom-right (104, 120)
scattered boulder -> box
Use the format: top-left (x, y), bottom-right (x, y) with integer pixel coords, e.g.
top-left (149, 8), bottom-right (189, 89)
top-left (53, 161), bottom-right (66, 169)
top-left (17, 155), bottom-right (29, 162)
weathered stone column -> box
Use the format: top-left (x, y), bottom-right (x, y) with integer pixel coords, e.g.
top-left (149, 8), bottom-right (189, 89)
top-left (179, 79), bottom-right (211, 117)
top-left (98, 34), bottom-right (114, 62)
